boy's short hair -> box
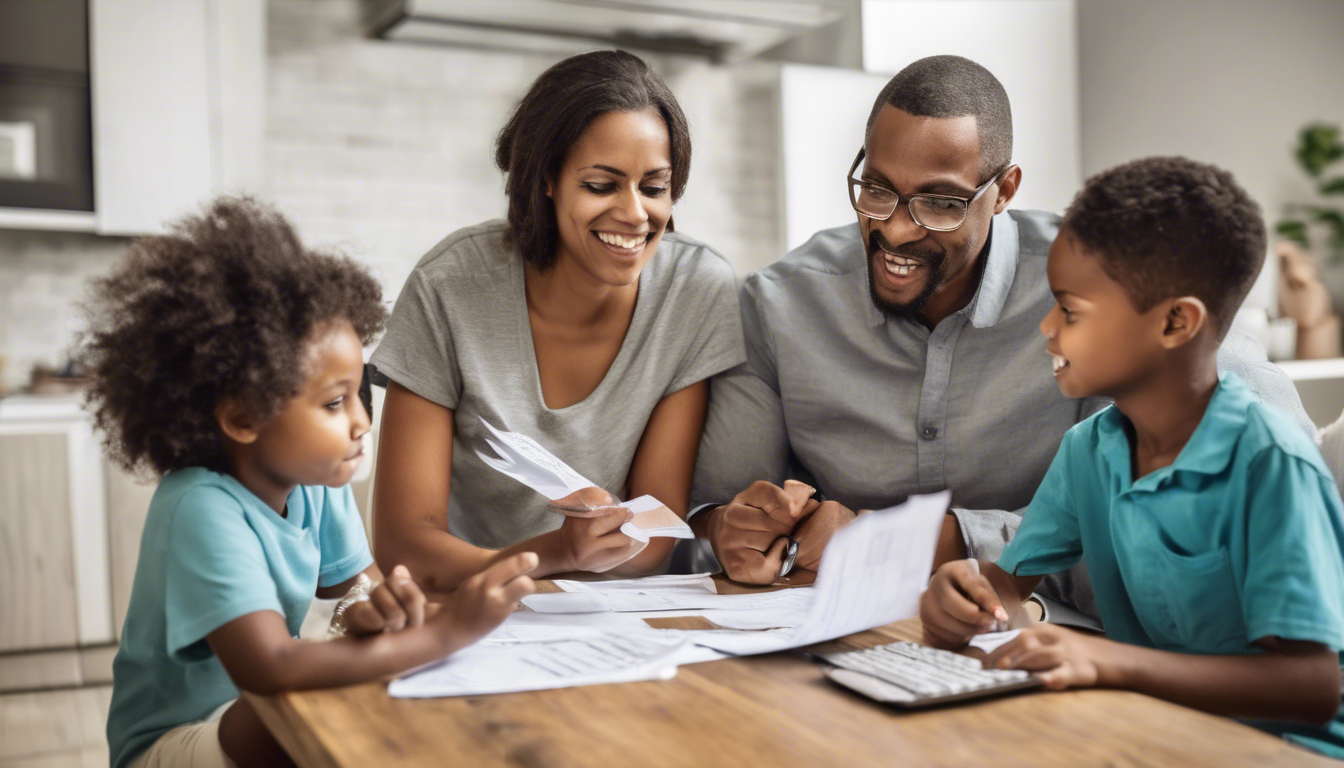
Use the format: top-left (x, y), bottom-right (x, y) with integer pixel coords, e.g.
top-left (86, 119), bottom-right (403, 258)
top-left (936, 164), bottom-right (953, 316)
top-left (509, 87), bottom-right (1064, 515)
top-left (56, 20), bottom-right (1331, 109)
top-left (1060, 156), bottom-right (1266, 334)
top-left (82, 197), bottom-right (388, 477)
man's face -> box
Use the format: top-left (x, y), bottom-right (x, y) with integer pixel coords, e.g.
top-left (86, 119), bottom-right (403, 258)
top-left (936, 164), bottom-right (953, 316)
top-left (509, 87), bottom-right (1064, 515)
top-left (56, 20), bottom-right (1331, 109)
top-left (860, 105), bottom-right (1004, 320)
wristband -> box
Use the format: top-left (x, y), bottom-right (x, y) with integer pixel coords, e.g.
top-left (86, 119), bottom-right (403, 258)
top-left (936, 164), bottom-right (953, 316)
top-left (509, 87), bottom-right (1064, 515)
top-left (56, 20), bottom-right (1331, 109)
top-left (327, 573), bottom-right (378, 638)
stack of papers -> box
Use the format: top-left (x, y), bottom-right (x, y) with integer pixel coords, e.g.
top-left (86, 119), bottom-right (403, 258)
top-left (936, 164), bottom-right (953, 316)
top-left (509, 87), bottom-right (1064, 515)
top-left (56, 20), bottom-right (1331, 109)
top-left (476, 419), bottom-right (693, 542)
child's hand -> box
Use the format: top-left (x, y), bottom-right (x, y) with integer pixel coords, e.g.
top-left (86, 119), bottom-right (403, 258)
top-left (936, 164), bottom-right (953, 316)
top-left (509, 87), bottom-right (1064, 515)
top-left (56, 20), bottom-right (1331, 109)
top-left (556, 506), bottom-right (648, 573)
top-left (342, 565), bottom-right (429, 635)
top-left (919, 559), bottom-right (1011, 649)
top-left (437, 552), bottom-right (539, 642)
top-left (984, 624), bottom-right (1115, 689)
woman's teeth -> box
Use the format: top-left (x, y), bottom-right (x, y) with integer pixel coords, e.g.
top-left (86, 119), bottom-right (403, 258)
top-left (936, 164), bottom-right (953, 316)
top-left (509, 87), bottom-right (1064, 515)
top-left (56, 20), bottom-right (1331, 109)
top-left (597, 232), bottom-right (646, 250)
top-left (1052, 355), bottom-right (1070, 375)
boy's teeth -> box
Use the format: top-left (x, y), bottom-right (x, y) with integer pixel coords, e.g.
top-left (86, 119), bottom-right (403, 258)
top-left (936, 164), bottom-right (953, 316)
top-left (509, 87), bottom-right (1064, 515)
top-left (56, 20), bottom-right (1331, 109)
top-left (597, 232), bottom-right (645, 249)
top-left (1051, 355), bottom-right (1070, 374)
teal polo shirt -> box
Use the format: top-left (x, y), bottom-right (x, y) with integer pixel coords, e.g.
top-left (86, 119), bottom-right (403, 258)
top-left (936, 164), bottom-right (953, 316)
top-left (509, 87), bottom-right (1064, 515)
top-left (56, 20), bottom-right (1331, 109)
top-left (107, 469), bottom-right (373, 768)
top-left (999, 373), bottom-right (1344, 758)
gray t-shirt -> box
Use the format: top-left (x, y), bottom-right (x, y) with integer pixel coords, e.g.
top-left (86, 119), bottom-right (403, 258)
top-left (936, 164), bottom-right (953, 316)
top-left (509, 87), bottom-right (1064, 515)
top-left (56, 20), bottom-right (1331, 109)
top-left (371, 220), bottom-right (745, 548)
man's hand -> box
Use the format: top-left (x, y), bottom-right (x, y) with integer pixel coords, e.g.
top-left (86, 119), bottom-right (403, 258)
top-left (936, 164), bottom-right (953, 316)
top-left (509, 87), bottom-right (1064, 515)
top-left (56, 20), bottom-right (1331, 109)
top-left (918, 559), bottom-right (1010, 649)
top-left (984, 624), bottom-right (1118, 690)
top-left (706, 480), bottom-right (814, 584)
top-left (791, 500), bottom-right (858, 572)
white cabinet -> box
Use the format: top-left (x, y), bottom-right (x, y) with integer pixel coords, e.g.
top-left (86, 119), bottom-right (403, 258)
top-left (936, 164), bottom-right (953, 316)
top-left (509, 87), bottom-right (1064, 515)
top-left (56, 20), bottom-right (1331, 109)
top-left (0, 0), bottom-right (265, 235)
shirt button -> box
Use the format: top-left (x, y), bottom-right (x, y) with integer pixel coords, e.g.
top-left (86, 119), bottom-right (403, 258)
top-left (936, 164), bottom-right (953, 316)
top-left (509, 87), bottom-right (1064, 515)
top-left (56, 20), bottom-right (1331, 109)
top-left (921, 426), bottom-right (938, 440)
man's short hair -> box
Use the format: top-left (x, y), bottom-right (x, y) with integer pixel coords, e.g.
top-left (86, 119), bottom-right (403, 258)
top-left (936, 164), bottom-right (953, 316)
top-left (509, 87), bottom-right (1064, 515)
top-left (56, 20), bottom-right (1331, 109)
top-left (866, 55), bottom-right (1013, 182)
top-left (1061, 156), bottom-right (1266, 334)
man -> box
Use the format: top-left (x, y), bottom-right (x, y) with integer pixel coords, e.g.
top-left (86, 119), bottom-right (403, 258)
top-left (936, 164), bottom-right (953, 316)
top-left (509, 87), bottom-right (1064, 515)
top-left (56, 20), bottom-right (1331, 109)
top-left (688, 55), bottom-right (1312, 621)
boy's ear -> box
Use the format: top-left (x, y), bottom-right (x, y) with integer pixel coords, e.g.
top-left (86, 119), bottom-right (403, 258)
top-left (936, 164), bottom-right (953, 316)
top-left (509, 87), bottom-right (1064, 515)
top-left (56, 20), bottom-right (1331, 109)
top-left (1159, 296), bottom-right (1209, 349)
top-left (216, 398), bottom-right (261, 445)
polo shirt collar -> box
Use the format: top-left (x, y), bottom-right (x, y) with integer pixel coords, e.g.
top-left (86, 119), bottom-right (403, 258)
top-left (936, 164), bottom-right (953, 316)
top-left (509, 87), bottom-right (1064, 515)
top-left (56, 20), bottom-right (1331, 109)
top-left (1097, 372), bottom-right (1251, 492)
top-left (857, 212), bottom-right (1020, 329)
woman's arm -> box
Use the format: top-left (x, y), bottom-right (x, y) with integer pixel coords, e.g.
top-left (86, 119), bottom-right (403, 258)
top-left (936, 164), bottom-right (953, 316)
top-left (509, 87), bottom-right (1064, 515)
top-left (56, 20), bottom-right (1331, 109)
top-left (610, 380), bottom-right (710, 575)
top-left (987, 626), bottom-right (1342, 724)
top-left (374, 381), bottom-right (643, 591)
top-left (373, 382), bottom-right (569, 591)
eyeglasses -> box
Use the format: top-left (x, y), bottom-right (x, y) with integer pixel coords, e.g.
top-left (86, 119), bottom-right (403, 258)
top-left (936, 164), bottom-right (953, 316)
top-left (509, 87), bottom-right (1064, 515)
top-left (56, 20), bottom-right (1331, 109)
top-left (847, 147), bottom-right (1005, 232)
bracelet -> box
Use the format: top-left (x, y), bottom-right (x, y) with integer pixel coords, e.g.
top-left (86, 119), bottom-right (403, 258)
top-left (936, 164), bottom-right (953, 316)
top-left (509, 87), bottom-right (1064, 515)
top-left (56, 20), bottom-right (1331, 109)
top-left (327, 573), bottom-right (378, 639)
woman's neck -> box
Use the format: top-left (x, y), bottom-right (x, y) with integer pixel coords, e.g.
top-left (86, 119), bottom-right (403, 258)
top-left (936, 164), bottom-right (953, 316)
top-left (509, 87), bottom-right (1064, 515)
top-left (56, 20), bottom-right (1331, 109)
top-left (524, 256), bottom-right (637, 328)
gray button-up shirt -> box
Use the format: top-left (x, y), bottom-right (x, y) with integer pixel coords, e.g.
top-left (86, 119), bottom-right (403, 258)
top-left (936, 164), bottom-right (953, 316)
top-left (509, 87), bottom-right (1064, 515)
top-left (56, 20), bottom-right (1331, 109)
top-left (693, 209), bottom-right (1313, 620)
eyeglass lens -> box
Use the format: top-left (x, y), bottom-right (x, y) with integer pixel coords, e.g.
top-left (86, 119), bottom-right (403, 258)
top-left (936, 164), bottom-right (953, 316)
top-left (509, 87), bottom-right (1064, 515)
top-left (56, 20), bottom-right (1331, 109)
top-left (851, 181), bottom-right (967, 230)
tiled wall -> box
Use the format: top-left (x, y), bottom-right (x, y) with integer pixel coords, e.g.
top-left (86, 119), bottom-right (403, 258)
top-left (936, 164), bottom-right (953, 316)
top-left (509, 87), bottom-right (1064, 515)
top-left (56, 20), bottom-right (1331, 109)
top-left (0, 0), bottom-right (784, 393)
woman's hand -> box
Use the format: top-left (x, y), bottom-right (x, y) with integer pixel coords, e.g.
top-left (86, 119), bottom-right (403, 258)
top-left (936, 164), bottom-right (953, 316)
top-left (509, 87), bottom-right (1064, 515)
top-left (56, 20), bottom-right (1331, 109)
top-left (555, 506), bottom-right (648, 573)
top-left (985, 624), bottom-right (1120, 690)
top-left (434, 552), bottom-right (539, 643)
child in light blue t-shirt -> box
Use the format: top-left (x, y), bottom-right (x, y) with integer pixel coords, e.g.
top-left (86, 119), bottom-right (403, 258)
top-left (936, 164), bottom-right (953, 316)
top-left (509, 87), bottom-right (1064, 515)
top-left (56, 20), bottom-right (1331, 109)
top-left (87, 199), bottom-right (540, 768)
top-left (919, 157), bottom-right (1344, 758)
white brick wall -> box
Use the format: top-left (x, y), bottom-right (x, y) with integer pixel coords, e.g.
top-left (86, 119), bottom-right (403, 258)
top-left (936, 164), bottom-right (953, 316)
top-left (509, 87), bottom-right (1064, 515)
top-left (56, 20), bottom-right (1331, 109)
top-left (0, 0), bottom-right (784, 392)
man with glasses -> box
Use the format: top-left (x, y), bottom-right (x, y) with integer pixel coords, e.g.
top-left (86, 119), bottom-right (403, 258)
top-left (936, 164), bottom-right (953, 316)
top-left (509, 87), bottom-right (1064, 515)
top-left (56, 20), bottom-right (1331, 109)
top-left (688, 55), bottom-right (1311, 622)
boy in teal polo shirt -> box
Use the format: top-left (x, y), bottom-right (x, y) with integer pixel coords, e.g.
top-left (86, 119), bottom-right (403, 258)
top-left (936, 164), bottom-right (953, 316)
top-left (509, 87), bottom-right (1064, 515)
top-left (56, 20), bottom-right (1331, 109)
top-left (919, 157), bottom-right (1344, 758)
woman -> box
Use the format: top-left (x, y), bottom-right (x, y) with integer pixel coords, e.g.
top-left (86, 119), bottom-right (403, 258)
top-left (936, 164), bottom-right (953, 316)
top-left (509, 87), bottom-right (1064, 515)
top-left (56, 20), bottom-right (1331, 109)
top-left (370, 50), bottom-right (744, 591)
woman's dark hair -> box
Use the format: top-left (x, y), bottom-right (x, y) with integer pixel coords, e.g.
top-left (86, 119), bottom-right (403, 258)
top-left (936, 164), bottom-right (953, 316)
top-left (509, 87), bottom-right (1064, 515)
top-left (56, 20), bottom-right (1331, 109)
top-left (81, 197), bottom-right (388, 477)
top-left (494, 50), bottom-right (692, 270)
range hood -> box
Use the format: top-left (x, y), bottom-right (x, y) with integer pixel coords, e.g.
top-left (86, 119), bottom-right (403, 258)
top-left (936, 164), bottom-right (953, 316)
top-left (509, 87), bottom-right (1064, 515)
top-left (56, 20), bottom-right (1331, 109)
top-left (363, 0), bottom-right (845, 63)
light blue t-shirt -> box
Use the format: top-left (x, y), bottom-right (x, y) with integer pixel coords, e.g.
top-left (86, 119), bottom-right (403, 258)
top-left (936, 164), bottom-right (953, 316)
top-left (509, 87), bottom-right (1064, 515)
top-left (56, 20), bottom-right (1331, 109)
top-left (107, 468), bottom-right (372, 768)
top-left (999, 373), bottom-right (1344, 758)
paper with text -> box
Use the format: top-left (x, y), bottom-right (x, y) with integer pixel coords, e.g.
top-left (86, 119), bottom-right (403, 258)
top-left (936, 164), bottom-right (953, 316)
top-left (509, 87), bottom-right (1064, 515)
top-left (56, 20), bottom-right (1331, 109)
top-left (690, 491), bottom-right (951, 655)
top-left (475, 419), bottom-right (693, 540)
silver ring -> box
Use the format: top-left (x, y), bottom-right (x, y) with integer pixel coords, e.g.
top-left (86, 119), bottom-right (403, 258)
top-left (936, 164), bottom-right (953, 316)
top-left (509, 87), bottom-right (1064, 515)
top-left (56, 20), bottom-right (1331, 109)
top-left (778, 537), bottom-right (799, 578)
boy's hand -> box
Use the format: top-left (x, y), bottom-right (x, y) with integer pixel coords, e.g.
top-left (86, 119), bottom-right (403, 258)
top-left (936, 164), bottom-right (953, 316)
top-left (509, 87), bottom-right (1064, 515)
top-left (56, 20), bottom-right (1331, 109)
top-left (919, 559), bottom-right (1010, 649)
top-left (985, 624), bottom-right (1117, 689)
top-left (342, 566), bottom-right (429, 635)
top-left (438, 552), bottom-right (539, 642)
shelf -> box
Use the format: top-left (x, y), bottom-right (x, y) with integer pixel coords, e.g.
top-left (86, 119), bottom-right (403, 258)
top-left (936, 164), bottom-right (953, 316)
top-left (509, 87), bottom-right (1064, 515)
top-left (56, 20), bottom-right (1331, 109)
top-left (1276, 358), bottom-right (1344, 382)
top-left (0, 207), bottom-right (98, 232)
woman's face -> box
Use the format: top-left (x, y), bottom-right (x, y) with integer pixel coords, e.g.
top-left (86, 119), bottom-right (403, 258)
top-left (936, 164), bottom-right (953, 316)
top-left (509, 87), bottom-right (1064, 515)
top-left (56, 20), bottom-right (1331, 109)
top-left (548, 108), bottom-right (673, 286)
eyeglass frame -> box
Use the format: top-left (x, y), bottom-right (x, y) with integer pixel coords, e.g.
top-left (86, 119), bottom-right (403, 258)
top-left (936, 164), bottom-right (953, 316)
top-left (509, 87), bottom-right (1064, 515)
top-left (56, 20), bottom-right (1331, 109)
top-left (846, 147), bottom-right (1008, 232)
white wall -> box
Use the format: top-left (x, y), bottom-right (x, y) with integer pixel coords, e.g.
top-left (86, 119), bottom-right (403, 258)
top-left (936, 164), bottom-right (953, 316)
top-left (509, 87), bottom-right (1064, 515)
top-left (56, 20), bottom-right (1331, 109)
top-left (1078, 0), bottom-right (1344, 310)
top-left (778, 0), bottom-right (1081, 252)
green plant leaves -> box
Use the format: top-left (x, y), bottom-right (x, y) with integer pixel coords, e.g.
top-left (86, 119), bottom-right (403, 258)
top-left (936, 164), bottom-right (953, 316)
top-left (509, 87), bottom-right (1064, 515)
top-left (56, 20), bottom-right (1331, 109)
top-left (1296, 123), bottom-right (1344, 178)
top-left (1321, 177), bottom-right (1344, 196)
top-left (1277, 219), bottom-right (1310, 247)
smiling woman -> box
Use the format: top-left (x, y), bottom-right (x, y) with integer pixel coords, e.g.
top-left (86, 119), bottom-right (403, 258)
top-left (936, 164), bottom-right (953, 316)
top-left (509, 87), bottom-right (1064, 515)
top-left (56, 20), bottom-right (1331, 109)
top-left (369, 51), bottom-right (745, 592)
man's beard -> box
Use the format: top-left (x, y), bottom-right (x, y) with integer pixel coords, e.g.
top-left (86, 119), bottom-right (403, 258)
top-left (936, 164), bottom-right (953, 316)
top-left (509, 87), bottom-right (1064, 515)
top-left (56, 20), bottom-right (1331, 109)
top-left (866, 230), bottom-right (947, 319)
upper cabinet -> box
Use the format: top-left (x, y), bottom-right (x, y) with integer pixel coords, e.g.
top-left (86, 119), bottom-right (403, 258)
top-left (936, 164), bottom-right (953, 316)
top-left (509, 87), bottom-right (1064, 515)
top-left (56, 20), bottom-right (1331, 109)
top-left (0, 0), bottom-right (264, 235)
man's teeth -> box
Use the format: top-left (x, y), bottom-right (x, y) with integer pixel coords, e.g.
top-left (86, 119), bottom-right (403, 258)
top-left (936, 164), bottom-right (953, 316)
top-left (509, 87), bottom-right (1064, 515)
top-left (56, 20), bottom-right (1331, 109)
top-left (884, 253), bottom-right (921, 275)
top-left (1052, 355), bottom-right (1070, 374)
top-left (597, 232), bottom-right (646, 249)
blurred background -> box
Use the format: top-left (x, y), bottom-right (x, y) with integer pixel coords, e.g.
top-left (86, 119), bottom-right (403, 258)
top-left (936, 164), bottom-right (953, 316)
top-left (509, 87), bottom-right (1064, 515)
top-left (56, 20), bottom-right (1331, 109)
top-left (1, 2), bottom-right (1343, 752)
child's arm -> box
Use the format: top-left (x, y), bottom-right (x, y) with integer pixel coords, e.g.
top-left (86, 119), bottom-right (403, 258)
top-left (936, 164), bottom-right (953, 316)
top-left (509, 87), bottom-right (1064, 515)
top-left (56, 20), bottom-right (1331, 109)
top-left (985, 625), bottom-right (1342, 724)
top-left (204, 552), bottom-right (536, 695)
top-left (919, 559), bottom-right (1043, 648)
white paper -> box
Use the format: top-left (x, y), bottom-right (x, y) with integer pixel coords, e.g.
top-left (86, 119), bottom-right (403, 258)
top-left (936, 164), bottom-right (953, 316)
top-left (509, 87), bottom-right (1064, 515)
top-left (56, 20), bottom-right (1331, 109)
top-left (691, 491), bottom-right (952, 655)
top-left (389, 628), bottom-right (686, 698)
top-left (476, 420), bottom-right (692, 541)
top-left (522, 575), bottom-right (813, 616)
top-left (968, 630), bottom-right (1020, 654)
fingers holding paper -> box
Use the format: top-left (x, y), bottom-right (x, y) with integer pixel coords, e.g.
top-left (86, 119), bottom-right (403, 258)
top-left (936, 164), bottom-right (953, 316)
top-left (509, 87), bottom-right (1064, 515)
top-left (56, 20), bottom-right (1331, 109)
top-left (558, 505), bottom-right (648, 573)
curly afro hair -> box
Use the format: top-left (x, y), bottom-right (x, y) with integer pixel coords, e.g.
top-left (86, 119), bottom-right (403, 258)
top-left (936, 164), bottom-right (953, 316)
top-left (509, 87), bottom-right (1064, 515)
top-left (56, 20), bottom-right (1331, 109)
top-left (1061, 156), bottom-right (1266, 335)
top-left (81, 197), bottom-right (388, 477)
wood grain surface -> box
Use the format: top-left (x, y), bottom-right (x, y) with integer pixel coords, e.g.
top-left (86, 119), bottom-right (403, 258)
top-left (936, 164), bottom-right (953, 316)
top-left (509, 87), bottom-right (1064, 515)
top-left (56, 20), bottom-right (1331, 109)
top-left (248, 580), bottom-right (1338, 768)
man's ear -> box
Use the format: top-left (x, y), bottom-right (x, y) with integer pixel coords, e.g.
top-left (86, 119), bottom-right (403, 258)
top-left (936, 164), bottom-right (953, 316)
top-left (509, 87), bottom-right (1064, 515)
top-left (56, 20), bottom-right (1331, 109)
top-left (993, 165), bottom-right (1022, 215)
top-left (1159, 296), bottom-right (1209, 349)
top-left (216, 398), bottom-right (261, 445)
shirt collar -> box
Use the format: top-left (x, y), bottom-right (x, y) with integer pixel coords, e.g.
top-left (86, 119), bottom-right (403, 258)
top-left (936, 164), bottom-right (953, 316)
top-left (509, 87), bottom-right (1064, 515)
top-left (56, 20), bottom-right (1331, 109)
top-left (857, 211), bottom-right (1020, 329)
top-left (1096, 372), bottom-right (1252, 492)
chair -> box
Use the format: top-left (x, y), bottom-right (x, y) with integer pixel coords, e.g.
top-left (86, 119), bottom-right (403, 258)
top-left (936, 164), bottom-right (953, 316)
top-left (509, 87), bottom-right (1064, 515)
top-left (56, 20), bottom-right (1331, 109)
top-left (1319, 410), bottom-right (1344, 493)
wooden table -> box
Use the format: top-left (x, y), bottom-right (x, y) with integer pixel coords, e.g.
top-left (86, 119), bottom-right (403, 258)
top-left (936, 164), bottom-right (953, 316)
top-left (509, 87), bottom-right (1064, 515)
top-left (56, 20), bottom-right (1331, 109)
top-left (249, 580), bottom-right (1337, 767)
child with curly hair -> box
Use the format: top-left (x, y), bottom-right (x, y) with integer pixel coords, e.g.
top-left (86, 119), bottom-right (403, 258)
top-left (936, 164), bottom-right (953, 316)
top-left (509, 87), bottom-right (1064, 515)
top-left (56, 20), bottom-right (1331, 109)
top-left (89, 198), bottom-right (538, 768)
